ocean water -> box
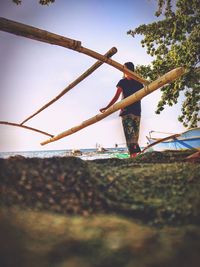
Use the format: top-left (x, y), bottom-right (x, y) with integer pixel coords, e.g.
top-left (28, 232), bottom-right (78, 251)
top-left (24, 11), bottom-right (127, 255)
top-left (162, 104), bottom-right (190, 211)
top-left (0, 147), bottom-right (128, 161)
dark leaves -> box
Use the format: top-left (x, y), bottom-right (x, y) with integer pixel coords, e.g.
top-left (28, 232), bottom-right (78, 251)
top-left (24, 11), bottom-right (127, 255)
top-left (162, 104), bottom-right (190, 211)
top-left (127, 0), bottom-right (200, 128)
top-left (12, 0), bottom-right (55, 5)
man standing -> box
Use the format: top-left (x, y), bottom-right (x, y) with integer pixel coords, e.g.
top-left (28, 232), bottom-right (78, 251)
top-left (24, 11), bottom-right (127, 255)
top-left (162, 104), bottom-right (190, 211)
top-left (100, 62), bottom-right (143, 158)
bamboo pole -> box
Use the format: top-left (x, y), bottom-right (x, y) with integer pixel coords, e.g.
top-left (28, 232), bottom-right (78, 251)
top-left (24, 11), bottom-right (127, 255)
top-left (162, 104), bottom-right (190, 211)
top-left (149, 130), bottom-right (176, 135)
top-left (41, 67), bottom-right (185, 146)
top-left (79, 47), bottom-right (149, 85)
top-left (0, 121), bottom-right (54, 137)
top-left (20, 47), bottom-right (118, 125)
top-left (0, 17), bottom-right (81, 50)
top-left (0, 17), bottom-right (148, 85)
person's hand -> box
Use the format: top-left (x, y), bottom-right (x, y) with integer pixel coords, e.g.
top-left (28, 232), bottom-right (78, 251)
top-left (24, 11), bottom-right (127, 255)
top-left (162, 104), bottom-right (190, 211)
top-left (99, 108), bottom-right (107, 113)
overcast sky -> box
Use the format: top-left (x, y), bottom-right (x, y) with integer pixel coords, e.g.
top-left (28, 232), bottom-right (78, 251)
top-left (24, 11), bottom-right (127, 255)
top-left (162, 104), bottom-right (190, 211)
top-left (0, 0), bottom-right (186, 152)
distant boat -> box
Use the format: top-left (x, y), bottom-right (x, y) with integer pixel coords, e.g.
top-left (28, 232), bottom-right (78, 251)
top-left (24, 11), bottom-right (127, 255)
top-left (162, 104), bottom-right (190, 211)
top-left (96, 146), bottom-right (108, 153)
top-left (145, 127), bottom-right (200, 151)
top-left (95, 143), bottom-right (109, 153)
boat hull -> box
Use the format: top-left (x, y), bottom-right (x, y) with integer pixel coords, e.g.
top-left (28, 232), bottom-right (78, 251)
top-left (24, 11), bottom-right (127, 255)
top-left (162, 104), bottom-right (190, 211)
top-left (147, 128), bottom-right (200, 151)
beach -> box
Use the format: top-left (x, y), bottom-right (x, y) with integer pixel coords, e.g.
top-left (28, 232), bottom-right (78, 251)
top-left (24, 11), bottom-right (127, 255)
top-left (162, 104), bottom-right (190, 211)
top-left (0, 150), bottom-right (200, 266)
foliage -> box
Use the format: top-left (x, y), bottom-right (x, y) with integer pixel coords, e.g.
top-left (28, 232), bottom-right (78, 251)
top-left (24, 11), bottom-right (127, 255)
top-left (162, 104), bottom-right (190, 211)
top-left (128, 0), bottom-right (200, 128)
top-left (12, 0), bottom-right (55, 5)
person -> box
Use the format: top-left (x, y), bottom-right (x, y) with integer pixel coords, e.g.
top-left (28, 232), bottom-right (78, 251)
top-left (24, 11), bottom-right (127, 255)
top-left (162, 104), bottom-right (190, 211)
top-left (100, 62), bottom-right (143, 158)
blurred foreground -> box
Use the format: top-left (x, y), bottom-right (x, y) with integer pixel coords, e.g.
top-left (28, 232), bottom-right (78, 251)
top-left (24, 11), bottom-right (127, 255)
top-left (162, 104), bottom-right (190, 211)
top-left (0, 150), bottom-right (200, 266)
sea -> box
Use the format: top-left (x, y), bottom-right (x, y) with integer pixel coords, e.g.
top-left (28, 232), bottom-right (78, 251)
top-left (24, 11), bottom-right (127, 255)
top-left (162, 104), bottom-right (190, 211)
top-left (0, 147), bottom-right (128, 161)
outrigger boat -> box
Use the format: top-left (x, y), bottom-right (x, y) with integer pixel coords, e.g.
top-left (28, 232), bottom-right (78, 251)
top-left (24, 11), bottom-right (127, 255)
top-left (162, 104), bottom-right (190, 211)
top-left (146, 127), bottom-right (200, 151)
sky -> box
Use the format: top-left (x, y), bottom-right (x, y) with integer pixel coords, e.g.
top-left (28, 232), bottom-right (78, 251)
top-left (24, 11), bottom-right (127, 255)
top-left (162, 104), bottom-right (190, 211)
top-left (0, 0), bottom-right (187, 152)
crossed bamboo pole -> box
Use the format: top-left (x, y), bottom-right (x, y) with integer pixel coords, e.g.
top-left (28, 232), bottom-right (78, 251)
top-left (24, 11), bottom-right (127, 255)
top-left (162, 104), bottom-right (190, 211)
top-left (41, 67), bottom-right (185, 145)
top-left (0, 121), bottom-right (53, 137)
top-left (0, 17), bottom-right (148, 85)
top-left (20, 47), bottom-right (117, 125)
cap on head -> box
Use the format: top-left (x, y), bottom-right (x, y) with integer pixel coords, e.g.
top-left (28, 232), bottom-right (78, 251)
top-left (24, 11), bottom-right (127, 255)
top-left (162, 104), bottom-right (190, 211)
top-left (124, 62), bottom-right (135, 72)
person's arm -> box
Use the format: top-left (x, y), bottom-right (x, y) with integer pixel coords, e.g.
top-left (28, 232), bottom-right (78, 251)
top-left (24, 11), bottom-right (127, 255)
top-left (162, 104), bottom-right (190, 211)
top-left (100, 87), bottom-right (122, 113)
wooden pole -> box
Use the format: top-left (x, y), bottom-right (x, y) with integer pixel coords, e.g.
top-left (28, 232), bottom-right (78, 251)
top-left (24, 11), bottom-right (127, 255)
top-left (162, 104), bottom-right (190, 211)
top-left (79, 47), bottom-right (149, 85)
top-left (41, 67), bottom-right (185, 146)
top-left (20, 47), bottom-right (118, 125)
top-left (0, 121), bottom-right (54, 137)
top-left (0, 17), bottom-right (81, 50)
top-left (0, 17), bottom-right (148, 85)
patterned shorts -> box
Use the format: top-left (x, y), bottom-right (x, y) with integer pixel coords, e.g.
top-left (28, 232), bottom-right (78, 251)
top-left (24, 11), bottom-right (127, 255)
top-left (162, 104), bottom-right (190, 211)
top-left (121, 114), bottom-right (141, 153)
